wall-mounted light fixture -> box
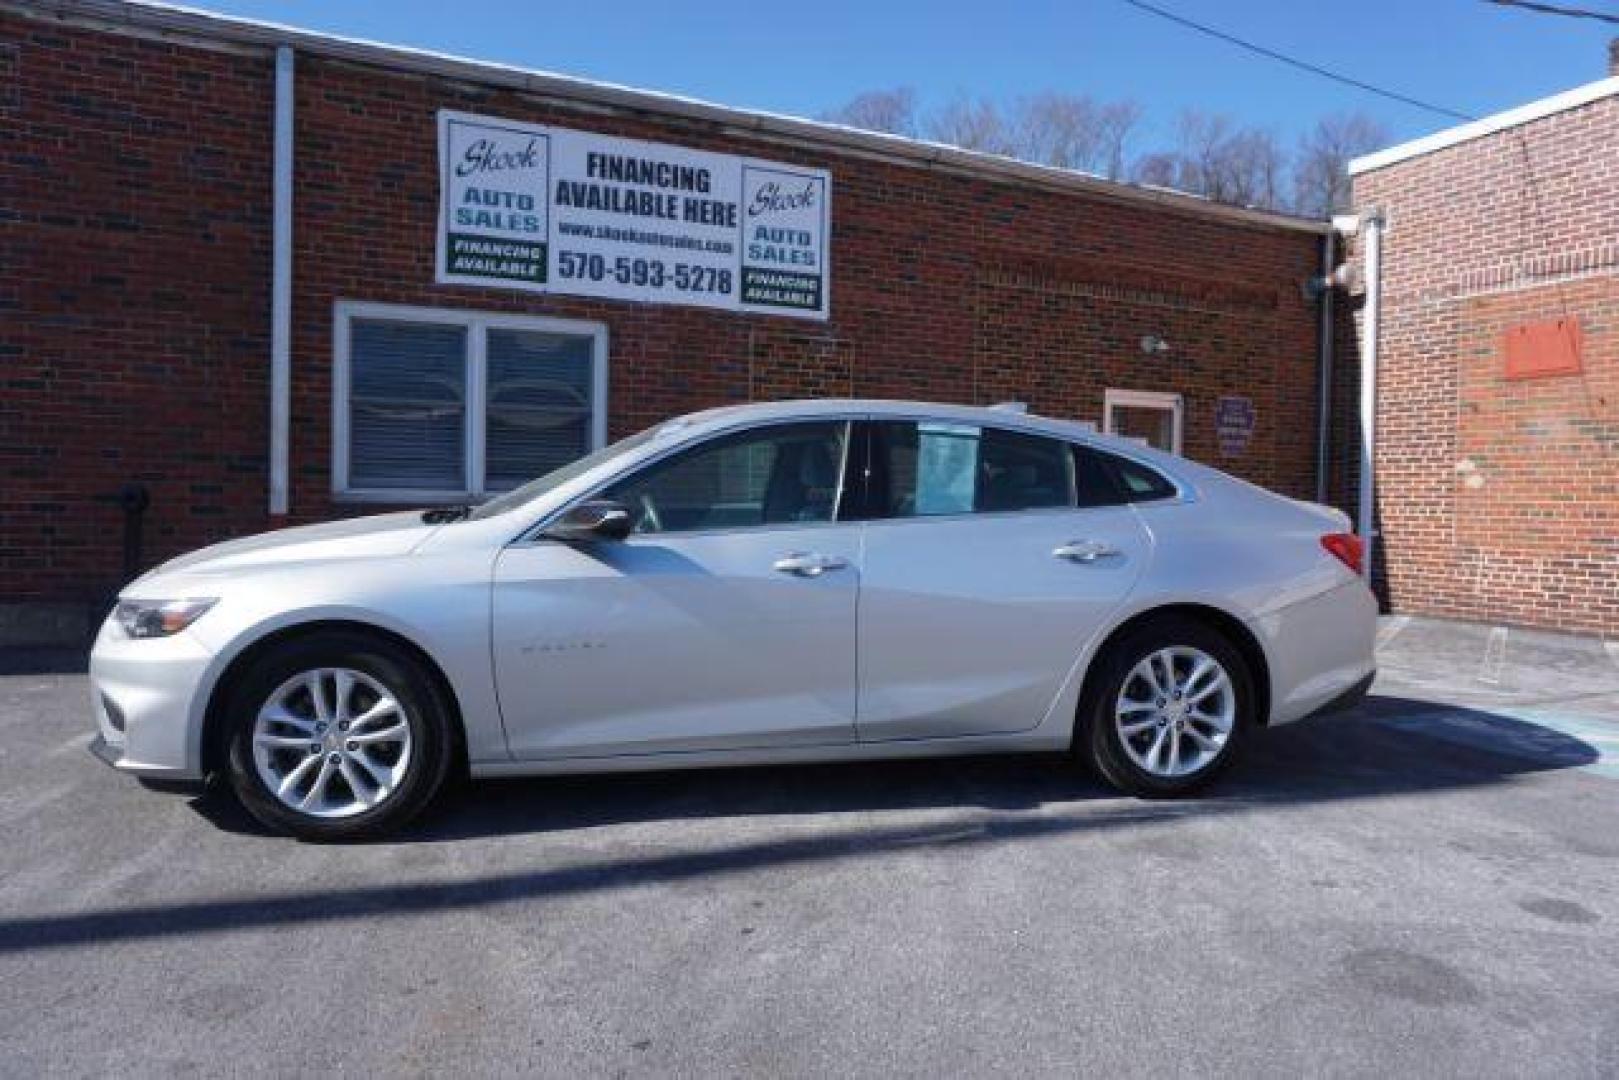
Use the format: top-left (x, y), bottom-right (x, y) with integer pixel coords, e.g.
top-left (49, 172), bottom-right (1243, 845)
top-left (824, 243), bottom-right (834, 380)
top-left (1140, 335), bottom-right (1171, 357)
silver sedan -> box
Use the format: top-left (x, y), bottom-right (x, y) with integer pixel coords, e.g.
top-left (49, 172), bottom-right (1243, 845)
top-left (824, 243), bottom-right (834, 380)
top-left (89, 400), bottom-right (1377, 839)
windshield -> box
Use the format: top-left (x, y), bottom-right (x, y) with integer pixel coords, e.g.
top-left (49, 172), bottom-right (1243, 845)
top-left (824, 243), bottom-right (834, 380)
top-left (466, 424), bottom-right (668, 521)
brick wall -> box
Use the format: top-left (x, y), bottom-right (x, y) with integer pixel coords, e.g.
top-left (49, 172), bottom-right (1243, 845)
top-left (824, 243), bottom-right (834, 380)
top-left (3, 10), bottom-right (1328, 612)
top-left (1352, 95), bottom-right (1619, 636)
top-left (2, 13), bottom-right (274, 612)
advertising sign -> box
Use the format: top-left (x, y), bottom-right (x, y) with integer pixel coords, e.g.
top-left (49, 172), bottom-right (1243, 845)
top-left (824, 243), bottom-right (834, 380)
top-left (438, 111), bottom-right (831, 319)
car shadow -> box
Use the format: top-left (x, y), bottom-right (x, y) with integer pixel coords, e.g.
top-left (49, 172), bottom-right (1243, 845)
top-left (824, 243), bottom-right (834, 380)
top-left (0, 647), bottom-right (89, 676)
top-left (188, 694), bottom-right (1603, 843)
top-left (0, 695), bottom-right (1598, 955)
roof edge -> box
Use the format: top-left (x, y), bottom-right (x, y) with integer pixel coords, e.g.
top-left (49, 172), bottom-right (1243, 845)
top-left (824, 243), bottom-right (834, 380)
top-left (9, 0), bottom-right (1330, 235)
top-left (1350, 75), bottom-right (1619, 176)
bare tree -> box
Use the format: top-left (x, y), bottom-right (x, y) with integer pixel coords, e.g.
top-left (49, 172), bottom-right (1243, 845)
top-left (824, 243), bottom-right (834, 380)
top-left (820, 87), bottom-right (919, 138)
top-left (1131, 151), bottom-right (1181, 190)
top-left (819, 85), bottom-right (1145, 182)
top-left (1095, 100), bottom-right (1144, 181)
top-left (1171, 110), bottom-right (1237, 200)
top-left (1008, 93), bottom-right (1143, 179)
top-left (1292, 112), bottom-right (1390, 216)
top-left (818, 86), bottom-right (1385, 217)
top-left (923, 94), bottom-right (1013, 155)
top-left (1011, 92), bottom-right (1102, 170)
top-left (1225, 128), bottom-right (1287, 210)
top-left (1131, 110), bottom-right (1287, 211)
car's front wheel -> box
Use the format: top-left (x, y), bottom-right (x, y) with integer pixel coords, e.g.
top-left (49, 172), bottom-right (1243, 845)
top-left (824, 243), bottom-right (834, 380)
top-left (223, 630), bottom-right (455, 840)
top-left (1080, 617), bottom-right (1255, 796)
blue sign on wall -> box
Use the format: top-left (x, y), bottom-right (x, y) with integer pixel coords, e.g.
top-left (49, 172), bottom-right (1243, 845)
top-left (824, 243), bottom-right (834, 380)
top-left (1216, 395), bottom-right (1256, 457)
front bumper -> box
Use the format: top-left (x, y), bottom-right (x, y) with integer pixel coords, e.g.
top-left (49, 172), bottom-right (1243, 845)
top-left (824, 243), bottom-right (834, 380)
top-left (88, 616), bottom-right (216, 780)
top-left (88, 733), bottom-right (122, 768)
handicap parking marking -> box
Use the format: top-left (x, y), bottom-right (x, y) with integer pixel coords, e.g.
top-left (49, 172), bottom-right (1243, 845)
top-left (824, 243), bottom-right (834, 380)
top-left (1373, 703), bottom-right (1619, 780)
top-left (1375, 615), bottom-right (1412, 652)
top-left (1477, 626), bottom-right (1509, 685)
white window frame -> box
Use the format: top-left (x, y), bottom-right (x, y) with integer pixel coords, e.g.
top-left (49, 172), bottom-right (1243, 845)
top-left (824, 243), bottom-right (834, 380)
top-left (333, 301), bottom-right (608, 503)
top-left (1103, 388), bottom-right (1183, 456)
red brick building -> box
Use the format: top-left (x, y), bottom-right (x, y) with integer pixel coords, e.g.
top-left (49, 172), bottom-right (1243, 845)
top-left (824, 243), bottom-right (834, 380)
top-left (3, 0), bottom-right (1342, 644)
top-left (1349, 72), bottom-right (1619, 637)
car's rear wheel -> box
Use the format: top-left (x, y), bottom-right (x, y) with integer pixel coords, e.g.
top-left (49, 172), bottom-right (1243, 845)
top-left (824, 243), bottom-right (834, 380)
top-left (223, 630), bottom-right (454, 840)
top-left (1080, 617), bottom-right (1255, 796)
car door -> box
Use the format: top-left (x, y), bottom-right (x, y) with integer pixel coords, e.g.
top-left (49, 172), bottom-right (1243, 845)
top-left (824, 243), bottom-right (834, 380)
top-left (854, 420), bottom-right (1152, 741)
top-left (492, 419), bottom-right (860, 759)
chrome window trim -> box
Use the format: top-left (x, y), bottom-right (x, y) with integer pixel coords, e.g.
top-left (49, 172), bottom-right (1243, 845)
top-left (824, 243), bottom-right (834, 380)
top-left (855, 502), bottom-right (1138, 532)
top-left (514, 415), bottom-right (863, 545)
top-left (509, 411), bottom-right (1194, 546)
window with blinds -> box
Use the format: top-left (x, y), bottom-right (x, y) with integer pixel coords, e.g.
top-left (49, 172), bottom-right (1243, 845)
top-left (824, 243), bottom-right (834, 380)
top-left (485, 329), bottom-right (595, 491)
top-left (348, 320), bottom-right (468, 492)
top-left (334, 305), bottom-right (605, 500)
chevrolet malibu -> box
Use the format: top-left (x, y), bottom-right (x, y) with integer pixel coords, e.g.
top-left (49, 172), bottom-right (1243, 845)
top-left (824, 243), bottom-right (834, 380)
top-left (90, 399), bottom-right (1377, 839)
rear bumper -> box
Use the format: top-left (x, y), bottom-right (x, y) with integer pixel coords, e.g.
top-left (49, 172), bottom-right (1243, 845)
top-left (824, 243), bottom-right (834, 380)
top-left (1260, 578), bottom-right (1379, 726)
top-left (1299, 669), bottom-right (1375, 721)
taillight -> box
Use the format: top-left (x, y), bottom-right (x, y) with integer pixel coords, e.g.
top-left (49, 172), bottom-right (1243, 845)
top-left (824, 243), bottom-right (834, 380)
top-left (1321, 532), bottom-right (1364, 575)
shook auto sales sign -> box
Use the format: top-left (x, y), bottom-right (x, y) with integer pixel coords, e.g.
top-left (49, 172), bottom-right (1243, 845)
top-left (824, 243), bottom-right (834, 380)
top-left (437, 111), bottom-right (831, 319)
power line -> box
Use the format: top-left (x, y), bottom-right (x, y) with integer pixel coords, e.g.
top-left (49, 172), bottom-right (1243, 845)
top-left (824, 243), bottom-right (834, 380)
top-left (1483, 0), bottom-right (1619, 26)
top-left (1117, 0), bottom-right (1478, 122)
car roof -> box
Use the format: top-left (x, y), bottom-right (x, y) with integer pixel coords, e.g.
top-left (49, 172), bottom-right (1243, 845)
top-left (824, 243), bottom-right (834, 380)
top-left (661, 398), bottom-right (1217, 500)
top-left (670, 398), bottom-right (1092, 440)
top-left (665, 398), bottom-right (1186, 471)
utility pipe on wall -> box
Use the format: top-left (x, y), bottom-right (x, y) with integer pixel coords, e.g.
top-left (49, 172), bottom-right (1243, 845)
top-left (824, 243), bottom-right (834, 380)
top-left (269, 45), bottom-right (294, 517)
top-left (1314, 228), bottom-right (1335, 505)
top-left (1356, 210), bottom-right (1386, 582)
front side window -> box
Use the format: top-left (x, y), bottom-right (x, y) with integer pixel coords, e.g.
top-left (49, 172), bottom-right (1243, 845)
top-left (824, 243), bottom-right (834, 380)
top-left (603, 421), bottom-right (849, 534)
top-left (335, 303), bottom-right (605, 500)
top-left (869, 422), bottom-right (1076, 518)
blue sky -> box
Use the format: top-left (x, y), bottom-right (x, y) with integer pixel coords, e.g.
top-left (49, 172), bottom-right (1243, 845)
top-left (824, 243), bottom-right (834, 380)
top-left (192, 0), bottom-right (1615, 150)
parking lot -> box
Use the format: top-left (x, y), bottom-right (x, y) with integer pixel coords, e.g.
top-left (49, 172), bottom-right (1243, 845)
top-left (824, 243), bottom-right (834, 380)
top-left (1, 615), bottom-right (1616, 1077)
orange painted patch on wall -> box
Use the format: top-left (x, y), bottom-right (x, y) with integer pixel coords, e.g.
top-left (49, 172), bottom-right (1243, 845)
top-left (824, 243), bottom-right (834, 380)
top-left (1503, 317), bottom-right (1583, 380)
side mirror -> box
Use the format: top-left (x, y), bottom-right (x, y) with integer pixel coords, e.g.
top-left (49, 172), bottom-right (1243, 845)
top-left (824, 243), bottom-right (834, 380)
top-left (543, 499), bottom-right (633, 542)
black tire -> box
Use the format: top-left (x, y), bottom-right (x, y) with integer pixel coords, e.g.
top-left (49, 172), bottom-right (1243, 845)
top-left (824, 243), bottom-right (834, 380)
top-left (223, 630), bottom-right (455, 840)
top-left (1078, 616), bottom-right (1255, 797)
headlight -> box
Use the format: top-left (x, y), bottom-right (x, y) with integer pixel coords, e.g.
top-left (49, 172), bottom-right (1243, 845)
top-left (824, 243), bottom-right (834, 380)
top-left (114, 598), bottom-right (218, 639)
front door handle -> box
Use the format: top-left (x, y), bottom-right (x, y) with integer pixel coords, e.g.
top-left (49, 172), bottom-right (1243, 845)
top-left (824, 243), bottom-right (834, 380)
top-left (1053, 539), bottom-right (1120, 563)
top-left (773, 552), bottom-right (849, 577)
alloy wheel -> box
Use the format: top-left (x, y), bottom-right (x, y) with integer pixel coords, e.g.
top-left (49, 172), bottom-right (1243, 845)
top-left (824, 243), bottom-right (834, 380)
top-left (250, 667), bottom-right (413, 819)
top-left (1114, 646), bottom-right (1236, 778)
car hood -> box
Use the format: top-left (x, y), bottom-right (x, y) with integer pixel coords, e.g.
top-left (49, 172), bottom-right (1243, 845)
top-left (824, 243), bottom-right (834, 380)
top-left (137, 511), bottom-right (441, 584)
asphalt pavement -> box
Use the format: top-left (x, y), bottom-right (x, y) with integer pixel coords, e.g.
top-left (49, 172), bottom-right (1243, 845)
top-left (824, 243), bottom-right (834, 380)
top-left (1, 616), bottom-right (1616, 1078)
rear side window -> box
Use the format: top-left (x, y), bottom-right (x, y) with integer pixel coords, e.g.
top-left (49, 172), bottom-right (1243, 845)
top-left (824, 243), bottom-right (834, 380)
top-left (1071, 443), bottom-right (1178, 504)
top-left (868, 422), bottom-right (1075, 518)
top-left (1109, 455), bottom-right (1178, 502)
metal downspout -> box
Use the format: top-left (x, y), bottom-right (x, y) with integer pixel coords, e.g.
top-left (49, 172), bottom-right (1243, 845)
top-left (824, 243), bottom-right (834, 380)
top-left (1357, 211), bottom-right (1385, 582)
top-left (269, 45), bottom-right (294, 517)
top-left (1314, 228), bottom-right (1335, 504)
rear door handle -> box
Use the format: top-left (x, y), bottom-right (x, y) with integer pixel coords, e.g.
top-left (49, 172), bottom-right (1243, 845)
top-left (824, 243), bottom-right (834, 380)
top-left (773, 552), bottom-right (849, 577)
top-left (1053, 540), bottom-right (1120, 563)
